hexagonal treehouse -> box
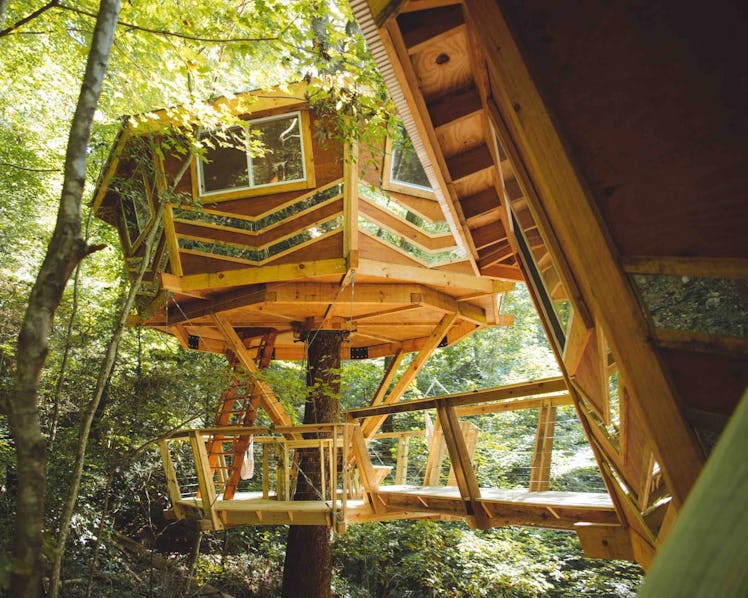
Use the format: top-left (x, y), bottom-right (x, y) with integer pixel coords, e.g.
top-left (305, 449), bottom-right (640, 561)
top-left (94, 83), bottom-right (514, 367)
top-left (93, 84), bottom-right (620, 539)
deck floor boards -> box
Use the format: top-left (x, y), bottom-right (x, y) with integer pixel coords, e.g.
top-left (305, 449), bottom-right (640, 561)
top-left (172, 486), bottom-right (616, 530)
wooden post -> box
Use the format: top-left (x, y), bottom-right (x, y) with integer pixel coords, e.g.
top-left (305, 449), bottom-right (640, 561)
top-left (529, 403), bottom-right (557, 491)
top-left (395, 434), bottom-right (409, 485)
top-left (423, 419), bottom-right (447, 486)
top-left (343, 141), bottom-right (359, 269)
top-left (189, 432), bottom-right (222, 530)
top-left (262, 442), bottom-right (270, 499)
top-left (159, 440), bottom-right (185, 519)
top-left (436, 405), bottom-right (487, 528)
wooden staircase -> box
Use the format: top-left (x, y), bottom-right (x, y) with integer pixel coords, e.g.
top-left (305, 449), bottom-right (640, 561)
top-left (205, 331), bottom-right (278, 500)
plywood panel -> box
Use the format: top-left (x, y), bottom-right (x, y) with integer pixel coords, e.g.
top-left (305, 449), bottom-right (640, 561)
top-left (496, 0), bottom-right (748, 258)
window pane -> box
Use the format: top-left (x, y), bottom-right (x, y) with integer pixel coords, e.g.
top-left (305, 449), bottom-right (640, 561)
top-left (200, 127), bottom-right (250, 193)
top-left (119, 173), bottom-right (151, 245)
top-left (250, 115), bottom-right (305, 186)
top-left (391, 126), bottom-right (431, 190)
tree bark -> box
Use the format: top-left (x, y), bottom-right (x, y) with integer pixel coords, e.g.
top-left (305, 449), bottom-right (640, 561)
top-left (5, 1), bottom-right (120, 596)
top-left (282, 330), bottom-right (345, 598)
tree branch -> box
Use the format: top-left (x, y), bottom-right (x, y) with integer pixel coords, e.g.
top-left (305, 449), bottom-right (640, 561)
top-left (0, 160), bottom-right (60, 173)
top-left (0, 0), bottom-right (58, 38)
top-left (57, 2), bottom-right (282, 44)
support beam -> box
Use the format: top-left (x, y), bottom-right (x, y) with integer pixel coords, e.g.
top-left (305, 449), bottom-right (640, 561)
top-left (361, 312), bottom-right (459, 438)
top-left (211, 314), bottom-right (292, 428)
top-left (161, 258), bottom-right (347, 293)
top-left (369, 349), bottom-right (406, 408)
top-left (436, 405), bottom-right (487, 528)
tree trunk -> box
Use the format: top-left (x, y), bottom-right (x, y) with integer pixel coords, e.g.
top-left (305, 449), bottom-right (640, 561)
top-left (4, 2), bottom-right (120, 596)
top-left (282, 330), bottom-right (345, 598)
top-left (48, 210), bottom-right (164, 598)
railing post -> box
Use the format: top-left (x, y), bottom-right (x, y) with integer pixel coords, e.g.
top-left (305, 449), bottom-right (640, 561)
top-left (529, 401), bottom-right (557, 491)
top-left (436, 404), bottom-right (488, 528)
top-left (189, 431), bottom-right (223, 530)
top-left (395, 434), bottom-right (410, 485)
top-left (159, 440), bottom-right (185, 519)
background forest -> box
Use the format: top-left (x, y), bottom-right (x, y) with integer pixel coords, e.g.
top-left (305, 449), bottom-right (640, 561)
top-left (0, 0), bottom-right (642, 595)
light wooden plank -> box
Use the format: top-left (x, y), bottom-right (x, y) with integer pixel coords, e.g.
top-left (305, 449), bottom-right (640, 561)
top-left (350, 377), bottom-right (567, 420)
top-left (161, 257), bottom-right (347, 293)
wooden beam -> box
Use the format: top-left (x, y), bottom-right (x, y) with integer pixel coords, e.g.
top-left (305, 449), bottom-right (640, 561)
top-left (349, 424), bottom-right (387, 514)
top-left (455, 393), bottom-right (572, 417)
top-left (210, 314), bottom-right (293, 428)
top-left (356, 258), bottom-right (512, 293)
top-left (361, 312), bottom-right (459, 438)
top-left (464, 0), bottom-right (704, 507)
top-left (622, 255), bottom-right (748, 280)
top-left (161, 258), bottom-right (347, 294)
top-left (350, 377), bottom-right (567, 420)
top-left (575, 523), bottom-right (634, 561)
top-left (343, 141), bottom-right (359, 267)
top-left (436, 404), bottom-right (487, 527)
top-left (652, 329), bottom-right (748, 356)
top-left (369, 348), bottom-right (407, 407)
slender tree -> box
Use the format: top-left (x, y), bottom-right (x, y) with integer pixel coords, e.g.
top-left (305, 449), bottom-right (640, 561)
top-left (3, 1), bottom-right (121, 595)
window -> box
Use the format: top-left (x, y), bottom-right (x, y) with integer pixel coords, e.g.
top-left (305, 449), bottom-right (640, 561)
top-left (117, 170), bottom-right (153, 249)
top-left (388, 124), bottom-right (432, 192)
top-left (198, 111), bottom-right (307, 196)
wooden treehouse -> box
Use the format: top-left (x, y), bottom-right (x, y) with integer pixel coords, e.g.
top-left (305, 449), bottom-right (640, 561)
top-left (94, 0), bottom-right (748, 579)
top-left (93, 83), bottom-right (623, 561)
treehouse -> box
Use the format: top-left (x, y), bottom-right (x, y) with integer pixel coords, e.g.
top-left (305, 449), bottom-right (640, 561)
top-left (94, 0), bottom-right (748, 582)
top-left (93, 82), bottom-right (624, 558)
top-left (94, 83), bottom-right (516, 366)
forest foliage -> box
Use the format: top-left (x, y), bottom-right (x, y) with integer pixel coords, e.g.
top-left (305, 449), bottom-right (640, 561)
top-left (0, 1), bottom-right (642, 595)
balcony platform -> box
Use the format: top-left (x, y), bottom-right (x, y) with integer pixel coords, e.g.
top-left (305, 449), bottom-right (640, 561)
top-left (168, 487), bottom-right (617, 531)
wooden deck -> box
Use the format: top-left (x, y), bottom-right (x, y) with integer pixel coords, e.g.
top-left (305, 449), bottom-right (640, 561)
top-left (372, 486), bottom-right (618, 530)
top-left (171, 487), bottom-right (617, 531)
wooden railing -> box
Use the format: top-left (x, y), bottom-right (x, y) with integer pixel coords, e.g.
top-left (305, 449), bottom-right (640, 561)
top-left (160, 423), bottom-right (372, 529)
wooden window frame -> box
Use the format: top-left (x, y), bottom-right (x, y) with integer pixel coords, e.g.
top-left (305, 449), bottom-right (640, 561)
top-left (194, 110), bottom-right (316, 202)
top-left (382, 132), bottom-right (436, 201)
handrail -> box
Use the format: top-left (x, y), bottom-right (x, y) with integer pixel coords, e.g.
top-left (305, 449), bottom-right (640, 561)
top-left (346, 377), bottom-right (567, 419)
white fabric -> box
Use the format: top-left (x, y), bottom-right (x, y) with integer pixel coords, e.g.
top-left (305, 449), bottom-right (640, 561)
top-left (424, 412), bottom-right (434, 447)
top-left (240, 436), bottom-right (254, 480)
